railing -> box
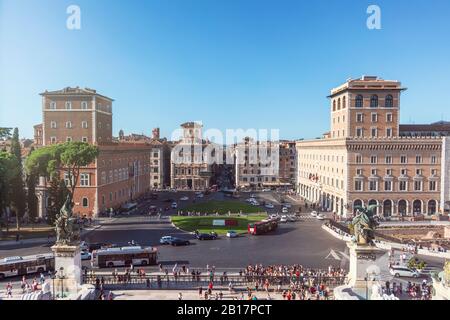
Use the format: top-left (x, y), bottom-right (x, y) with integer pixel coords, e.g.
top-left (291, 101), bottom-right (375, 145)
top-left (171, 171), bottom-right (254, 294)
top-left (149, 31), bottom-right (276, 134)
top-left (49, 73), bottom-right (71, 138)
top-left (83, 274), bottom-right (347, 290)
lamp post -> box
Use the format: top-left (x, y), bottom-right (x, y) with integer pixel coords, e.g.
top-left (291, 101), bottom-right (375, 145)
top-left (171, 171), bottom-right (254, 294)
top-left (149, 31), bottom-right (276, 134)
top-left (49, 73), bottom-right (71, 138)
top-left (58, 267), bottom-right (65, 299)
top-left (50, 270), bottom-right (57, 300)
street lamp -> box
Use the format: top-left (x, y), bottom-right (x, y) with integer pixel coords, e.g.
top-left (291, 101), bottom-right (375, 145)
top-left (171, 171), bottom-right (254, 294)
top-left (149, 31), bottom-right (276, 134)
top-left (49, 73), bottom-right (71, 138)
top-left (50, 270), bottom-right (57, 300)
top-left (58, 267), bottom-right (66, 299)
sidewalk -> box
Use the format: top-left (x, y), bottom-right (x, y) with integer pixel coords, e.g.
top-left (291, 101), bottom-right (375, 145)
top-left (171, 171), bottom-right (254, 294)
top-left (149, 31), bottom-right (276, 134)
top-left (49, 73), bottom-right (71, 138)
top-left (0, 223), bottom-right (102, 248)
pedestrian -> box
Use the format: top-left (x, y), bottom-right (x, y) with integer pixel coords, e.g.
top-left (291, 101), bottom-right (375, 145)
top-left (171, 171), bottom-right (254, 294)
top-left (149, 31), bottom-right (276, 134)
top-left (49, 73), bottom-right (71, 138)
top-left (198, 286), bottom-right (203, 297)
top-left (178, 292), bottom-right (183, 300)
top-left (40, 273), bottom-right (45, 284)
top-left (6, 282), bottom-right (13, 298)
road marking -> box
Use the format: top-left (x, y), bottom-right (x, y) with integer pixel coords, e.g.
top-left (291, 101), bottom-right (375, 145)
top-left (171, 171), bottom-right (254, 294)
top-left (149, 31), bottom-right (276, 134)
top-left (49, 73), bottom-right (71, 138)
top-left (325, 250), bottom-right (341, 260)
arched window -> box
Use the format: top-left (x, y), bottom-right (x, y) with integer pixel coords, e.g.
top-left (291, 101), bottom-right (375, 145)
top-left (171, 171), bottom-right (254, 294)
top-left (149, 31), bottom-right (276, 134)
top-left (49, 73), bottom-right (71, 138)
top-left (413, 200), bottom-right (422, 215)
top-left (82, 197), bottom-right (89, 207)
top-left (368, 199), bottom-right (378, 215)
top-left (353, 199), bottom-right (363, 214)
top-left (342, 96), bottom-right (346, 109)
top-left (337, 98), bottom-right (341, 110)
top-left (333, 100), bottom-right (336, 112)
top-left (66, 121), bottom-right (72, 129)
top-left (428, 200), bottom-right (437, 215)
top-left (383, 200), bottom-right (392, 217)
top-left (355, 95), bottom-right (363, 108)
top-left (385, 95), bottom-right (393, 108)
top-left (370, 95), bottom-right (379, 108)
top-left (398, 200), bottom-right (407, 216)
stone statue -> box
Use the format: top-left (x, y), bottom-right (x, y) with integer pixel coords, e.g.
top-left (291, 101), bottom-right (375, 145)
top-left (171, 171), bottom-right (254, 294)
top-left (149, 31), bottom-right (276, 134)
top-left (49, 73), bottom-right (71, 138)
top-left (55, 195), bottom-right (80, 245)
top-left (352, 204), bottom-right (379, 245)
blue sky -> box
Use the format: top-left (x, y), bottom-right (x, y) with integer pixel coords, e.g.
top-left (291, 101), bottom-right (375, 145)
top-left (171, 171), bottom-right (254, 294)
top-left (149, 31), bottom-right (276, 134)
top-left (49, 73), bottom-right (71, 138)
top-left (1, 0), bottom-right (450, 140)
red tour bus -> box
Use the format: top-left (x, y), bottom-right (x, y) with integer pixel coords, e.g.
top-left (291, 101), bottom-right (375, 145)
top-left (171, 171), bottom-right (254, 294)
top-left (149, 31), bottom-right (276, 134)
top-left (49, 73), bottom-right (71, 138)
top-left (248, 219), bottom-right (278, 235)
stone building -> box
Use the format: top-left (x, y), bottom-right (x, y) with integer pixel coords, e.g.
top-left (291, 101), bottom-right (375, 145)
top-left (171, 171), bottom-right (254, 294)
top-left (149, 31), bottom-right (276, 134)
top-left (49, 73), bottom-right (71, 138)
top-left (170, 122), bottom-right (217, 190)
top-left (33, 87), bottom-right (162, 217)
top-left (297, 76), bottom-right (443, 218)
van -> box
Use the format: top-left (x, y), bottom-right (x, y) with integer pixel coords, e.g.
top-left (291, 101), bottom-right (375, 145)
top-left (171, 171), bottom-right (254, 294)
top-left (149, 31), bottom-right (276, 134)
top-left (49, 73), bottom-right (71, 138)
top-left (389, 266), bottom-right (420, 278)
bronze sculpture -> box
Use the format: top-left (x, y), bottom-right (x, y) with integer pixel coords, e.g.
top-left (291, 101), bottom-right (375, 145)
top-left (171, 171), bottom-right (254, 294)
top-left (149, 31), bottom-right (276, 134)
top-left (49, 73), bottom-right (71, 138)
top-left (352, 204), bottom-right (379, 245)
top-left (55, 195), bottom-right (80, 245)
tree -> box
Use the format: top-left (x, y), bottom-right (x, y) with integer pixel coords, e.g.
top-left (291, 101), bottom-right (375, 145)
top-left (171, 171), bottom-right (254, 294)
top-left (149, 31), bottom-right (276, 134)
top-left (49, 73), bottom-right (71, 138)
top-left (9, 128), bottom-right (26, 230)
top-left (0, 151), bottom-right (19, 233)
top-left (25, 142), bottom-right (99, 209)
top-left (0, 127), bottom-right (12, 140)
top-left (46, 178), bottom-right (69, 224)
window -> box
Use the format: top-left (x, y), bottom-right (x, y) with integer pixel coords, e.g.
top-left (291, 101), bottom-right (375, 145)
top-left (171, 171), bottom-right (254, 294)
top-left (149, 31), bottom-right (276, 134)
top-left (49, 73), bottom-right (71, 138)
top-left (429, 181), bottom-right (437, 191)
top-left (355, 95), bottom-right (363, 108)
top-left (370, 95), bottom-right (378, 108)
top-left (399, 181), bottom-right (407, 191)
top-left (65, 101), bottom-right (72, 110)
top-left (66, 137), bottom-right (72, 142)
top-left (50, 121), bottom-right (57, 129)
top-left (98, 122), bottom-right (102, 129)
top-left (416, 155), bottom-right (422, 164)
top-left (66, 121), bottom-right (72, 129)
top-left (416, 169), bottom-right (422, 176)
top-left (385, 95), bottom-right (393, 108)
top-left (431, 169), bottom-right (437, 176)
top-left (371, 127), bottom-right (378, 137)
top-left (385, 181), bottom-right (392, 191)
top-left (400, 155), bottom-right (407, 164)
top-left (82, 121), bottom-right (88, 129)
top-left (386, 113), bottom-right (393, 122)
top-left (371, 113), bottom-right (378, 122)
top-left (49, 101), bottom-right (56, 109)
top-left (369, 180), bottom-right (378, 191)
top-left (370, 156), bottom-right (377, 164)
top-left (385, 156), bottom-right (392, 164)
top-left (356, 127), bottom-right (363, 137)
top-left (82, 137), bottom-right (88, 143)
top-left (386, 169), bottom-right (393, 176)
top-left (356, 155), bottom-right (363, 164)
top-left (401, 168), bottom-right (407, 176)
top-left (386, 128), bottom-right (392, 137)
top-left (355, 180), bottom-right (363, 191)
top-left (371, 169), bottom-right (377, 176)
top-left (82, 197), bottom-right (89, 207)
top-left (343, 96), bottom-right (346, 108)
top-left (64, 173), bottom-right (74, 187)
top-left (50, 136), bottom-right (56, 144)
top-left (356, 113), bottom-right (363, 123)
top-left (414, 181), bottom-right (422, 191)
top-left (80, 173), bottom-right (90, 186)
top-left (356, 168), bottom-right (363, 175)
top-left (431, 156), bottom-right (437, 164)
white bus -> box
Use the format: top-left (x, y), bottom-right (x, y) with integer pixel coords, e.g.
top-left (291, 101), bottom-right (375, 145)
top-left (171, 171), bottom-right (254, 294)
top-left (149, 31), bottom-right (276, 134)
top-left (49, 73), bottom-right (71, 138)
top-left (91, 246), bottom-right (158, 268)
top-left (0, 253), bottom-right (54, 280)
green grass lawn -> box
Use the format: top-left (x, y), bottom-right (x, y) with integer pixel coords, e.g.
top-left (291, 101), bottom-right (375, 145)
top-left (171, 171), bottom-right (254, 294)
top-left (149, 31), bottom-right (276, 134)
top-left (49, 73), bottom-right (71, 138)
top-left (182, 200), bottom-right (264, 214)
top-left (171, 214), bottom-right (267, 235)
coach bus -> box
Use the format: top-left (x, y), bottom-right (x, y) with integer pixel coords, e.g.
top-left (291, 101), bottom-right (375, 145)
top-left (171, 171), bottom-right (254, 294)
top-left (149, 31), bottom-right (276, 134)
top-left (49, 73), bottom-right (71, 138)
top-left (248, 219), bottom-right (278, 236)
top-left (0, 253), bottom-right (54, 280)
top-left (91, 246), bottom-right (158, 268)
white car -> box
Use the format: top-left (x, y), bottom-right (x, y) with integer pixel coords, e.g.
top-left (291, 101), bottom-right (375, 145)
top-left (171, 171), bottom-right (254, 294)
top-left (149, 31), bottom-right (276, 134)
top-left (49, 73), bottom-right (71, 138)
top-left (316, 213), bottom-right (325, 220)
top-left (282, 207), bottom-right (289, 214)
top-left (262, 189), bottom-right (271, 192)
top-left (389, 266), bottom-right (420, 278)
top-left (246, 198), bottom-right (255, 203)
top-left (251, 201), bottom-right (260, 206)
top-left (180, 196), bottom-right (189, 201)
top-left (265, 203), bottom-right (274, 209)
top-left (282, 203), bottom-right (292, 208)
top-left (310, 211), bottom-right (318, 217)
top-left (160, 236), bottom-right (176, 244)
top-left (196, 193), bottom-right (204, 198)
top-left (269, 214), bottom-right (280, 220)
top-left (287, 215), bottom-right (297, 222)
top-left (80, 251), bottom-right (91, 261)
top-left (171, 202), bottom-right (178, 209)
top-left (226, 231), bottom-right (238, 238)
top-left (280, 215), bottom-right (288, 223)
top-left (250, 194), bottom-right (257, 198)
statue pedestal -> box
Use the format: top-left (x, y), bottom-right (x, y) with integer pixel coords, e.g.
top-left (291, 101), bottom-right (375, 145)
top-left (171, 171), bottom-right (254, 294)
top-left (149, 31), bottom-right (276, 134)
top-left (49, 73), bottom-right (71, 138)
top-left (51, 244), bottom-right (82, 297)
top-left (347, 242), bottom-right (384, 289)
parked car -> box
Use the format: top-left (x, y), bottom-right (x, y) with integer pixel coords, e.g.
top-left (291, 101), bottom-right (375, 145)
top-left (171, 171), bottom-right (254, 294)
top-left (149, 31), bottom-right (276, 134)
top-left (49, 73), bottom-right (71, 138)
top-left (196, 193), bottom-right (204, 198)
top-left (180, 196), bottom-right (189, 201)
top-left (171, 202), bottom-right (178, 209)
top-left (316, 213), bottom-right (325, 220)
top-left (196, 232), bottom-right (218, 240)
top-left (81, 251), bottom-right (91, 261)
top-left (389, 266), bottom-right (420, 278)
top-left (160, 236), bottom-right (176, 244)
top-left (169, 238), bottom-right (191, 246)
top-left (310, 211), bottom-right (318, 217)
top-left (251, 201), bottom-right (260, 206)
top-left (269, 214), bottom-right (280, 220)
top-left (265, 203), bottom-right (274, 209)
top-left (282, 207), bottom-right (289, 214)
top-left (282, 203), bottom-right (292, 208)
top-left (287, 215), bottom-right (297, 222)
top-left (250, 194), bottom-right (257, 198)
top-left (226, 231), bottom-right (238, 238)
top-left (262, 189), bottom-right (271, 192)
top-left (280, 215), bottom-right (288, 223)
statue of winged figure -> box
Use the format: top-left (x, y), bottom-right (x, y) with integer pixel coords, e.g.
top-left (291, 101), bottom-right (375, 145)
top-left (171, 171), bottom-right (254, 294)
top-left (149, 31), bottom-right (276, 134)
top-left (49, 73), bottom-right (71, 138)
top-left (55, 195), bottom-right (80, 245)
top-left (352, 204), bottom-right (379, 245)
